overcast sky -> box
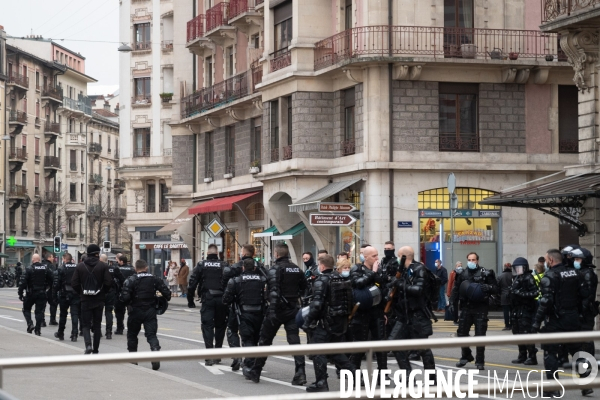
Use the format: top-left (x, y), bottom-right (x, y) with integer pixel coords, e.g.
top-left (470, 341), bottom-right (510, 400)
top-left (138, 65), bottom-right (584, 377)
top-left (2, 0), bottom-right (119, 95)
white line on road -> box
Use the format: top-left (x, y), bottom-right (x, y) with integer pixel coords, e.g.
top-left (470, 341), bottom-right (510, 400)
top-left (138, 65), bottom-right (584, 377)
top-left (0, 315), bottom-right (23, 322)
top-left (209, 363), bottom-right (306, 390)
top-left (199, 361), bottom-right (225, 375)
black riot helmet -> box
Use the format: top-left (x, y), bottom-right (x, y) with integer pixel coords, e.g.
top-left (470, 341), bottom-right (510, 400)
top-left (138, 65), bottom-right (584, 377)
top-left (156, 296), bottom-right (169, 315)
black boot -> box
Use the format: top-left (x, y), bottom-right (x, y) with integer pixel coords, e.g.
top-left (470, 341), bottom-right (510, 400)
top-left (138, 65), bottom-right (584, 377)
top-left (41, 320), bottom-right (47, 327)
top-left (205, 359), bottom-right (214, 366)
top-left (34, 329), bottom-right (41, 336)
top-left (27, 323), bottom-right (34, 334)
top-left (524, 349), bottom-right (538, 365)
top-left (70, 334), bottom-right (77, 342)
top-left (408, 353), bottom-right (420, 361)
top-left (151, 348), bottom-right (160, 371)
top-left (306, 380), bottom-right (329, 392)
top-left (54, 332), bottom-right (64, 341)
top-left (114, 328), bottom-right (124, 335)
top-left (231, 358), bottom-right (241, 371)
top-left (49, 319), bottom-right (58, 326)
top-left (105, 331), bottom-right (112, 340)
top-left (512, 353), bottom-right (527, 364)
top-left (243, 367), bottom-right (260, 383)
top-left (292, 367), bottom-right (307, 386)
top-left (84, 345), bottom-right (93, 354)
top-left (456, 354), bottom-right (474, 367)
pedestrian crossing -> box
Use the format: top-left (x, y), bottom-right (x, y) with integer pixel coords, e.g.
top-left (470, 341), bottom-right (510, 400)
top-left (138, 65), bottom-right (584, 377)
top-left (433, 319), bottom-right (506, 333)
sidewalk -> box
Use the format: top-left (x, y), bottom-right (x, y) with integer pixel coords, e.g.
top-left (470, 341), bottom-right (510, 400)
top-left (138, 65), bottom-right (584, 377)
top-left (0, 324), bottom-right (232, 400)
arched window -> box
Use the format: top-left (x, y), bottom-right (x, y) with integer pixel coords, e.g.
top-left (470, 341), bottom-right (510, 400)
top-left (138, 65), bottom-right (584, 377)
top-left (418, 187), bottom-right (499, 210)
top-left (246, 203), bottom-right (265, 221)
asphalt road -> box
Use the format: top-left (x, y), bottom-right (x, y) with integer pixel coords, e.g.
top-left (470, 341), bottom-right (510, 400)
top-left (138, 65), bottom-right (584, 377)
top-left (0, 288), bottom-right (595, 400)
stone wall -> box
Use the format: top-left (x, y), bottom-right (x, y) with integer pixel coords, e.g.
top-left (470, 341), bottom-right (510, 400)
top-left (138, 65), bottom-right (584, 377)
top-left (233, 118), bottom-right (252, 176)
top-left (172, 135), bottom-right (195, 186)
top-left (479, 83), bottom-right (526, 153)
top-left (291, 92), bottom-right (333, 159)
top-left (197, 132), bottom-right (205, 183)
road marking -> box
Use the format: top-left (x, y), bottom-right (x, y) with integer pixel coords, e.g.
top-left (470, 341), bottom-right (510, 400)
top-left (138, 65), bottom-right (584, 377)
top-left (210, 363), bottom-right (305, 390)
top-left (199, 361), bottom-right (225, 375)
top-left (0, 315), bottom-right (23, 322)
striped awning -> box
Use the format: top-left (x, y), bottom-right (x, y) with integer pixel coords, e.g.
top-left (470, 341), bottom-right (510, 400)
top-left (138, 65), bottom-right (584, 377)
top-left (288, 179), bottom-right (362, 212)
top-left (271, 222), bottom-right (307, 240)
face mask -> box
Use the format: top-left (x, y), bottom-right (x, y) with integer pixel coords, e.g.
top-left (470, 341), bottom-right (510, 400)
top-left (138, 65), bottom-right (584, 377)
top-left (574, 261), bottom-right (581, 270)
top-left (384, 250), bottom-right (395, 259)
top-left (341, 271), bottom-right (350, 278)
top-left (467, 261), bottom-right (477, 270)
top-left (359, 254), bottom-right (365, 263)
top-left (544, 262), bottom-right (548, 271)
top-left (303, 259), bottom-right (313, 267)
top-left (455, 267), bottom-right (463, 274)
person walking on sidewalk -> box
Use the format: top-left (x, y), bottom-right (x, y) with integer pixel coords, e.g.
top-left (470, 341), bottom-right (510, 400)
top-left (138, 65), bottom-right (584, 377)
top-left (434, 260), bottom-right (448, 312)
top-left (167, 261), bottom-right (180, 297)
top-left (498, 263), bottom-right (513, 331)
top-left (179, 259), bottom-right (189, 298)
top-left (19, 254), bottom-right (53, 335)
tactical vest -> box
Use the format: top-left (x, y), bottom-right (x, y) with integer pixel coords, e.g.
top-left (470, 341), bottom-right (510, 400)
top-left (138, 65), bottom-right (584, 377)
top-left (328, 275), bottom-right (353, 317)
top-left (131, 273), bottom-right (157, 308)
top-left (279, 264), bottom-right (303, 300)
top-left (120, 265), bottom-right (135, 280)
top-left (239, 273), bottom-right (263, 306)
top-left (108, 267), bottom-right (118, 290)
top-left (554, 266), bottom-right (580, 311)
top-left (203, 261), bottom-right (225, 292)
top-left (63, 263), bottom-right (78, 292)
top-left (31, 264), bottom-right (48, 291)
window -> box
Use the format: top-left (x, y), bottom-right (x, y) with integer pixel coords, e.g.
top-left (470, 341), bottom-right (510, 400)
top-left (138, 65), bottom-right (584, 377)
top-left (9, 210), bottom-right (15, 230)
top-left (80, 122), bottom-right (83, 133)
top-left (80, 150), bottom-right (84, 170)
top-left (79, 219), bottom-right (83, 238)
top-left (35, 173), bottom-right (40, 196)
top-left (443, 0), bottom-right (474, 56)
top-left (22, 172), bottom-right (27, 189)
top-left (439, 83), bottom-right (478, 152)
top-left (270, 100), bottom-right (279, 162)
top-left (251, 34), bottom-right (260, 49)
top-left (58, 181), bottom-right (62, 197)
top-left (147, 183), bottom-right (156, 213)
top-left (251, 117), bottom-right (262, 165)
top-left (108, 137), bottom-right (111, 153)
top-left (225, 125), bottom-right (235, 175)
top-left (70, 149), bottom-right (77, 171)
top-left (35, 100), bottom-right (40, 118)
top-left (160, 183), bottom-right (168, 212)
top-left (205, 132), bottom-right (214, 178)
top-left (344, 0), bottom-right (353, 30)
top-left (36, 71), bottom-right (40, 89)
top-left (287, 96), bottom-right (292, 146)
top-left (80, 183), bottom-right (84, 202)
top-left (134, 128), bottom-right (151, 157)
top-left (134, 77), bottom-right (151, 102)
top-left (274, 1), bottom-right (292, 51)
top-left (205, 56), bottom-right (213, 87)
top-left (70, 183), bottom-right (77, 202)
top-left (558, 85), bottom-right (579, 154)
top-left (35, 138), bottom-right (40, 157)
top-left (246, 203), bottom-right (265, 221)
top-left (99, 134), bottom-right (102, 147)
top-left (226, 46), bottom-right (234, 78)
top-left (21, 208), bottom-right (27, 231)
top-left (343, 87), bottom-right (355, 156)
top-left (134, 23), bottom-right (151, 50)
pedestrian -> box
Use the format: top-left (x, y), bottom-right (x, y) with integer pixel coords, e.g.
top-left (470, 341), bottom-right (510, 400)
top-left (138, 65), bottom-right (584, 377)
top-left (100, 253), bottom-right (124, 339)
top-left (434, 259), bottom-right (448, 311)
top-left (71, 244), bottom-right (113, 354)
top-left (179, 259), bottom-right (189, 298)
top-left (446, 262), bottom-right (462, 324)
top-left (302, 252), bottom-right (319, 300)
top-left (243, 243), bottom-right (307, 385)
top-left (571, 248), bottom-right (598, 358)
top-left (187, 244), bottom-right (229, 365)
top-left (18, 254), bottom-right (53, 335)
top-left (498, 262), bottom-right (513, 330)
top-left (337, 252), bottom-right (349, 261)
top-left (42, 253), bottom-right (59, 326)
top-left (450, 252), bottom-right (498, 370)
top-left (509, 257), bottom-right (538, 365)
top-left (302, 254), bottom-right (355, 392)
top-left (53, 252), bottom-right (80, 342)
top-left (14, 262), bottom-right (23, 286)
top-left (114, 255), bottom-right (135, 335)
top-left (120, 259), bottom-right (171, 370)
top-left (167, 261), bottom-right (180, 297)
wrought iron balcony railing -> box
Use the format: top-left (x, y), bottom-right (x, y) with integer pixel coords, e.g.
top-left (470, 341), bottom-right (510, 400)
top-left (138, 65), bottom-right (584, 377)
top-left (89, 173), bottom-right (103, 185)
top-left (439, 134), bottom-right (480, 152)
top-left (159, 203), bottom-right (169, 212)
top-left (146, 204), bottom-right (156, 213)
top-left (9, 185), bottom-right (28, 197)
top-left (341, 139), bottom-right (356, 156)
top-left (88, 142), bottom-right (102, 154)
top-left (270, 48), bottom-right (292, 72)
top-left (161, 40), bottom-right (173, 51)
top-left (229, 0), bottom-right (257, 19)
top-left (44, 121), bottom-right (61, 134)
top-left (181, 71), bottom-right (249, 118)
top-left (132, 95), bottom-right (151, 105)
top-left (8, 72), bottom-right (29, 88)
top-left (134, 42), bottom-right (151, 51)
top-left (559, 138), bottom-right (578, 153)
top-left (44, 191), bottom-right (60, 203)
top-left (133, 148), bottom-right (151, 157)
top-left (44, 156), bottom-right (61, 169)
top-left (206, 2), bottom-right (230, 33)
top-left (282, 145), bottom-right (293, 160)
top-left (9, 147), bottom-right (28, 161)
top-left (270, 148), bottom-right (279, 163)
top-left (42, 85), bottom-right (63, 101)
top-left (542, 0), bottom-right (600, 22)
top-left (9, 110), bottom-right (27, 124)
top-left (186, 14), bottom-right (206, 42)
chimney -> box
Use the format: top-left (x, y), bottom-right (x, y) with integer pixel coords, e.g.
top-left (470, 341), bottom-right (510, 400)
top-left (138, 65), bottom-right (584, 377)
top-left (104, 101), bottom-right (110, 111)
top-left (114, 103), bottom-right (120, 115)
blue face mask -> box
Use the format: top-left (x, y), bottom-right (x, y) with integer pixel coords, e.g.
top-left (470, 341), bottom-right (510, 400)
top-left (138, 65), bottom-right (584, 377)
top-left (359, 254), bottom-right (365, 263)
top-left (467, 261), bottom-right (477, 270)
top-left (341, 271), bottom-right (350, 278)
top-left (574, 261), bottom-right (581, 270)
top-left (544, 262), bottom-right (548, 271)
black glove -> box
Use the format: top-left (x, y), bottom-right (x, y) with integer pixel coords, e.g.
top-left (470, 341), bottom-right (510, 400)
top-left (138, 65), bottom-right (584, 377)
top-left (448, 304), bottom-right (455, 315)
top-left (531, 322), bottom-right (540, 332)
top-left (188, 300), bottom-right (196, 309)
top-left (19, 294), bottom-right (24, 302)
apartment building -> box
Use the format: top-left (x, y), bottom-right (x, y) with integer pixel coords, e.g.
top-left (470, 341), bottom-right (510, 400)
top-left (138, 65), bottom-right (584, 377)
top-left (159, 0), bottom-right (584, 271)
top-left (0, 26), bottom-right (6, 259)
top-left (119, 0), bottom-right (193, 275)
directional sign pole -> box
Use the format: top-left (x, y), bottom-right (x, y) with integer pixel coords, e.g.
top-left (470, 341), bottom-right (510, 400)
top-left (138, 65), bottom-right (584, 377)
top-left (448, 173), bottom-right (456, 268)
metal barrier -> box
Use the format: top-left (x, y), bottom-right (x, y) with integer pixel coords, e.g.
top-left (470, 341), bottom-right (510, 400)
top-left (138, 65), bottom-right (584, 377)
top-left (1, 330), bottom-right (600, 392)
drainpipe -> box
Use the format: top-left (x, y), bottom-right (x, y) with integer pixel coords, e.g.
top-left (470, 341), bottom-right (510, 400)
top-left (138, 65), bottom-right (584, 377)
top-left (192, 0), bottom-right (197, 92)
top-left (388, 0), bottom-right (394, 241)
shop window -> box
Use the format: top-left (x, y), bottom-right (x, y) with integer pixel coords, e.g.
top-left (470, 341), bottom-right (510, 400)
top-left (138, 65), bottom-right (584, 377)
top-left (439, 83), bottom-right (478, 152)
top-left (246, 203), bottom-right (265, 221)
top-left (223, 209), bottom-right (238, 223)
top-left (418, 187), bottom-right (499, 210)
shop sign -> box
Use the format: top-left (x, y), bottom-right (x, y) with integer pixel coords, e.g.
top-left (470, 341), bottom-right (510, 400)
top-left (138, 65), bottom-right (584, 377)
top-left (310, 213), bottom-right (357, 226)
top-left (139, 244), bottom-right (146, 249)
top-left (460, 240), bottom-right (481, 245)
top-left (397, 221), bottom-right (413, 228)
top-left (479, 210), bottom-right (501, 217)
top-left (452, 210), bottom-right (473, 217)
top-left (154, 243), bottom-right (188, 249)
top-left (206, 219), bottom-right (224, 237)
top-left (419, 210), bottom-right (443, 217)
top-left (319, 203), bottom-right (356, 212)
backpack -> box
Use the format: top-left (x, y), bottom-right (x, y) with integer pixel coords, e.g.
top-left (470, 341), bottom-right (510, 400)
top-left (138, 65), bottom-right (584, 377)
top-left (423, 266), bottom-right (442, 305)
top-left (82, 264), bottom-right (102, 295)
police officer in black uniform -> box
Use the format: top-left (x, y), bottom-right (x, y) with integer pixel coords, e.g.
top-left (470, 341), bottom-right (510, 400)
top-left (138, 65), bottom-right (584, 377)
top-left (380, 241), bottom-right (399, 342)
top-left (102, 254), bottom-right (124, 340)
top-left (450, 251), bottom-right (498, 370)
top-left (302, 252), bottom-right (318, 301)
top-left (120, 259), bottom-right (171, 371)
top-left (302, 254), bottom-right (355, 392)
top-left (571, 247), bottom-right (598, 357)
top-left (42, 253), bottom-right (59, 326)
top-left (14, 262), bottom-right (23, 286)
top-left (243, 243), bottom-right (307, 385)
top-left (509, 257), bottom-right (539, 365)
top-left (53, 252), bottom-right (80, 342)
top-left (223, 257), bottom-right (266, 371)
top-left (114, 255), bottom-right (135, 335)
top-left (19, 254), bottom-right (53, 335)
top-left (387, 246), bottom-right (437, 376)
top-left (187, 244), bottom-right (229, 365)
top-left (533, 249), bottom-right (586, 397)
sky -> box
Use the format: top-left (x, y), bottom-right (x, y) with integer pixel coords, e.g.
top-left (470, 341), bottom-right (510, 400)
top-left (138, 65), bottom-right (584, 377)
top-left (2, 0), bottom-right (120, 96)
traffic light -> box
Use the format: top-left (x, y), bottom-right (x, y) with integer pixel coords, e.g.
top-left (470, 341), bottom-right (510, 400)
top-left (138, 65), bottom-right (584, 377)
top-left (103, 241), bottom-right (111, 253)
top-left (53, 236), bottom-right (61, 253)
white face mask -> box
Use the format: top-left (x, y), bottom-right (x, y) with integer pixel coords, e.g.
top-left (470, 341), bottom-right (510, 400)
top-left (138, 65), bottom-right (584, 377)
top-left (359, 254), bottom-right (365, 263)
top-left (467, 261), bottom-right (477, 270)
top-left (341, 270), bottom-right (350, 278)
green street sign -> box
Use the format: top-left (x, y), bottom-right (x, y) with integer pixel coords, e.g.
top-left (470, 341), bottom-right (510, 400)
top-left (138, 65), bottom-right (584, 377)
top-left (7, 237), bottom-right (17, 247)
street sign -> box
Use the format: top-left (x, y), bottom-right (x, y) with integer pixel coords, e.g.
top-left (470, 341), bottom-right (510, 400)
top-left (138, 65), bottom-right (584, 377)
top-left (205, 219), bottom-right (224, 237)
top-left (319, 203), bottom-right (356, 212)
top-left (447, 173), bottom-right (456, 195)
top-left (208, 237), bottom-right (223, 252)
top-left (310, 213), bottom-right (357, 226)
top-left (397, 221), bottom-right (413, 228)
top-left (452, 210), bottom-right (473, 217)
top-left (479, 210), bottom-right (501, 217)
top-left (419, 210), bottom-right (443, 217)
top-left (61, 244), bottom-right (68, 250)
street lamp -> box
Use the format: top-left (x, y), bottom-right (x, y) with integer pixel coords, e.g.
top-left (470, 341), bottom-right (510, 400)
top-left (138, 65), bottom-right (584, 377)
top-left (118, 43), bottom-right (133, 53)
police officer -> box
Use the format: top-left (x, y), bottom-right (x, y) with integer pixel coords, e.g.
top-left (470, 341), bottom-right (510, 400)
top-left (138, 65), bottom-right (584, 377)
top-left (302, 252), bottom-right (318, 301)
top-left (349, 246), bottom-right (387, 373)
top-left (18, 254), bottom-right (53, 335)
top-left (100, 253), bottom-right (124, 340)
top-left (509, 257), bottom-right (539, 365)
top-left (243, 243), bottom-right (307, 385)
top-left (187, 244), bottom-right (229, 366)
top-left (533, 249), bottom-right (586, 398)
top-left (120, 259), bottom-right (171, 371)
top-left (222, 244), bottom-right (265, 371)
top-left (450, 252), bottom-right (498, 370)
top-left (380, 241), bottom-right (399, 341)
top-left (302, 254), bottom-right (355, 392)
top-left (571, 248), bottom-right (598, 356)
top-left (387, 246), bottom-right (437, 376)
top-left (223, 258), bottom-right (266, 372)
top-left (14, 262), bottom-right (23, 286)
top-left (53, 252), bottom-right (80, 342)
top-left (42, 253), bottom-right (59, 326)
top-left (115, 255), bottom-right (135, 335)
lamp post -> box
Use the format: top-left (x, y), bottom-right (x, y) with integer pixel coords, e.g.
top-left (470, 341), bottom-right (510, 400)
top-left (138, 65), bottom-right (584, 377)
top-left (448, 173), bottom-right (457, 268)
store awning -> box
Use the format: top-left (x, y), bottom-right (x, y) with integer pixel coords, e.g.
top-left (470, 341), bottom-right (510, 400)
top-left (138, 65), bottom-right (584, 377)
top-left (480, 173), bottom-right (600, 236)
top-left (157, 206), bottom-right (195, 236)
top-left (6, 240), bottom-right (35, 248)
top-left (288, 179), bottom-right (362, 212)
top-left (189, 192), bottom-right (260, 215)
top-left (42, 246), bottom-right (64, 255)
top-left (254, 225), bottom-right (279, 238)
top-left (0, 253), bottom-right (9, 259)
top-left (272, 222), bottom-right (307, 240)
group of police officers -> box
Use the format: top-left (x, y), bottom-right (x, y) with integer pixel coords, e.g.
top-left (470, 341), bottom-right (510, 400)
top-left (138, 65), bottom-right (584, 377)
top-left (13, 240), bottom-right (599, 396)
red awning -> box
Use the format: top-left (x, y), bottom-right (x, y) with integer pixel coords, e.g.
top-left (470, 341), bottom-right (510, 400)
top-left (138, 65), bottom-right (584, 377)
top-left (188, 192), bottom-right (260, 215)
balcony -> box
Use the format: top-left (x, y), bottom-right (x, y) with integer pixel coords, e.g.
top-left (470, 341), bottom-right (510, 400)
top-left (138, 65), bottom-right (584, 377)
top-left (66, 232), bottom-right (78, 239)
top-left (44, 121), bottom-right (61, 141)
top-left (62, 97), bottom-right (92, 116)
top-left (229, 0), bottom-right (262, 34)
top-left (133, 41), bottom-right (151, 52)
top-left (7, 72), bottom-right (29, 90)
top-left (159, 203), bottom-right (169, 212)
top-left (107, 178), bottom-right (113, 190)
top-left (114, 178), bottom-right (126, 194)
top-left (9, 110), bottom-right (27, 125)
top-left (282, 145), bottom-right (293, 160)
top-left (132, 95), bottom-right (151, 107)
top-left (44, 190), bottom-right (61, 204)
top-left (341, 139), bottom-right (356, 156)
top-left (68, 133), bottom-right (86, 146)
top-left (204, 2), bottom-right (235, 44)
top-left (270, 148), bottom-right (279, 163)
top-left (8, 147), bottom-right (27, 172)
top-left (186, 14), bottom-right (207, 51)
top-left (270, 48), bottom-right (291, 72)
top-left (115, 208), bottom-right (126, 219)
top-left (146, 204), bottom-right (156, 213)
top-left (314, 26), bottom-right (562, 71)
top-left (181, 71), bottom-right (250, 118)
top-left (70, 163), bottom-right (78, 171)
top-left (542, 0), bottom-right (600, 23)
top-left (89, 173), bottom-right (103, 188)
top-left (8, 185), bottom-right (28, 199)
top-left (439, 134), bottom-right (480, 152)
top-left (559, 138), bottom-right (579, 153)
top-left (88, 142), bottom-right (102, 157)
top-left (41, 85), bottom-right (63, 103)
top-left (133, 148), bottom-right (151, 157)
top-left (161, 40), bottom-right (173, 52)
top-left (44, 156), bottom-right (61, 172)
top-left (88, 205), bottom-right (102, 216)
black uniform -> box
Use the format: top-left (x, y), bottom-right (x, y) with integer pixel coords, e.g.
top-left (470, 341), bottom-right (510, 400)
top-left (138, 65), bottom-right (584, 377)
top-left (222, 260), bottom-right (243, 352)
top-left (379, 254), bottom-right (399, 338)
top-left (42, 259), bottom-right (58, 324)
top-left (187, 254), bottom-right (229, 353)
top-left (387, 261), bottom-right (436, 373)
top-left (510, 269), bottom-right (539, 364)
top-left (303, 268), bottom-right (355, 391)
top-left (223, 267), bottom-right (266, 369)
top-left (18, 262), bottom-right (53, 334)
top-left (105, 265), bottom-right (125, 337)
top-left (245, 257), bottom-right (307, 383)
top-left (450, 265), bottom-right (498, 368)
top-left (14, 263), bottom-right (23, 287)
top-left (53, 261), bottom-right (80, 340)
top-left (349, 263), bottom-right (387, 371)
top-left (120, 272), bottom-right (171, 355)
top-left (579, 261), bottom-right (598, 355)
top-left (114, 263), bottom-right (135, 334)
top-left (302, 258), bottom-right (319, 302)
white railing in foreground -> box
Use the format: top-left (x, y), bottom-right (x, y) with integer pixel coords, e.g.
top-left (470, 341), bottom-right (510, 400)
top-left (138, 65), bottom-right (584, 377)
top-left (0, 331), bottom-right (599, 395)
